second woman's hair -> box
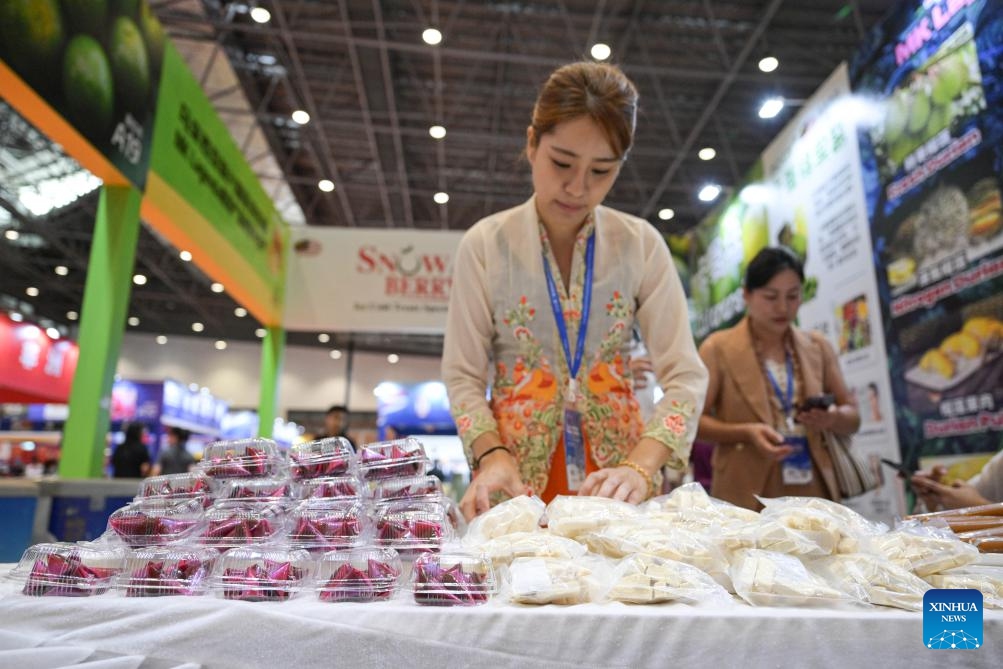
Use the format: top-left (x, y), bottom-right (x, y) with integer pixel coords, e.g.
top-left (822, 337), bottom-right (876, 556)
top-left (744, 246), bottom-right (804, 290)
top-left (529, 61), bottom-right (638, 159)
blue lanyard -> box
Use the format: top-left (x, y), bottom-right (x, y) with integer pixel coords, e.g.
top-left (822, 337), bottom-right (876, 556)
top-left (542, 234), bottom-right (595, 381)
top-left (764, 352), bottom-right (794, 416)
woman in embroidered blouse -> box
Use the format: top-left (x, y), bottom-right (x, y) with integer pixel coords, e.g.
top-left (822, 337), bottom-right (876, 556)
top-left (697, 247), bottom-right (860, 510)
top-left (442, 62), bottom-right (708, 520)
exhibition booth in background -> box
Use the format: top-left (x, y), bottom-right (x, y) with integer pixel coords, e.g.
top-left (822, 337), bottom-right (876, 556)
top-left (0, 0), bottom-right (1001, 666)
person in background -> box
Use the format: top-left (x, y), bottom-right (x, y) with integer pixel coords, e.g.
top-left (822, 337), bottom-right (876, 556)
top-left (428, 459), bottom-right (447, 482)
top-left (865, 382), bottom-right (883, 423)
top-left (911, 450), bottom-right (1003, 510)
top-left (442, 61), bottom-right (708, 520)
top-left (153, 427), bottom-right (196, 476)
top-left (111, 422), bottom-right (151, 479)
top-left (697, 246), bottom-right (860, 510)
top-left (319, 404), bottom-right (356, 449)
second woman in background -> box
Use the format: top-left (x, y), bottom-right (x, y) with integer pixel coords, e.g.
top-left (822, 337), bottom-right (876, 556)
top-left (697, 246), bottom-right (860, 510)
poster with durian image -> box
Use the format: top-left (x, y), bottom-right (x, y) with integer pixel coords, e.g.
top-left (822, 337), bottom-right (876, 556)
top-left (0, 0), bottom-right (167, 188)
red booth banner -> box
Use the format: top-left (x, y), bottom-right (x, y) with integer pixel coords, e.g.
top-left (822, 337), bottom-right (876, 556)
top-left (0, 314), bottom-right (79, 404)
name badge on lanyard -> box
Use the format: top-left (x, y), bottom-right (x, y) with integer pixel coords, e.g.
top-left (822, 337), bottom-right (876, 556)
top-left (543, 234), bottom-right (595, 492)
top-left (765, 353), bottom-right (814, 486)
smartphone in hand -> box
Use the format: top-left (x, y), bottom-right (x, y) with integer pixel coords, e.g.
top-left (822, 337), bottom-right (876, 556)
top-left (880, 458), bottom-right (914, 478)
top-left (797, 394), bottom-right (835, 412)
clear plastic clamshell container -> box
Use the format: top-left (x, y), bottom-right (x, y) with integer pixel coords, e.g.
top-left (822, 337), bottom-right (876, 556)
top-left (372, 475), bottom-right (443, 504)
top-left (200, 501), bottom-right (290, 547)
top-left (107, 498), bottom-right (204, 547)
top-left (117, 546), bottom-right (218, 597)
top-left (208, 546), bottom-right (314, 601)
top-left (374, 500), bottom-right (452, 552)
top-left (411, 550), bottom-right (494, 606)
top-left (315, 546), bottom-right (402, 602)
top-left (294, 475), bottom-right (365, 501)
top-left (137, 472), bottom-right (214, 507)
top-left (199, 438), bottom-right (284, 479)
top-left (216, 477), bottom-right (292, 504)
top-left (11, 542), bottom-right (124, 597)
top-left (288, 500), bottom-right (369, 552)
top-left (288, 437), bottom-right (357, 480)
top-left (358, 437), bottom-right (427, 481)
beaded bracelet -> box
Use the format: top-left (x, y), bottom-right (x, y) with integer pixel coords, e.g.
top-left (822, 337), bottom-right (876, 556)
top-left (619, 460), bottom-right (656, 499)
top-left (473, 445), bottom-right (514, 470)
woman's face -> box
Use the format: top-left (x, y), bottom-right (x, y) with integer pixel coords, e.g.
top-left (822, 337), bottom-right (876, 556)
top-left (744, 268), bottom-right (803, 338)
top-left (526, 115), bottom-right (622, 230)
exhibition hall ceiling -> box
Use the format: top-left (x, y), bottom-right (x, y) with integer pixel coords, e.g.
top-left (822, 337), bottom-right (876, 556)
top-left (0, 0), bottom-right (896, 355)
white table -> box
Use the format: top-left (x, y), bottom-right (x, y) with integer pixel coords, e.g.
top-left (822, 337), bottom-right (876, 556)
top-left (1, 567), bottom-right (999, 669)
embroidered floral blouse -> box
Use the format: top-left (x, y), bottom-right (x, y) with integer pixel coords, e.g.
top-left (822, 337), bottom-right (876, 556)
top-left (442, 197), bottom-right (708, 497)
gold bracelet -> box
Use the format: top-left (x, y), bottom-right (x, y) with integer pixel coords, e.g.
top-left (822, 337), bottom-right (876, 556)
top-left (619, 460), bottom-right (655, 499)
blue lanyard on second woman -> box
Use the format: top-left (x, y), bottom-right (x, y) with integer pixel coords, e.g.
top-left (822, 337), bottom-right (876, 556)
top-left (764, 351), bottom-right (795, 433)
top-left (542, 232), bottom-right (596, 491)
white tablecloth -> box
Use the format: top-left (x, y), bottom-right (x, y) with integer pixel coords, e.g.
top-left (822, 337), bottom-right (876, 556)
top-left (1, 565), bottom-right (999, 669)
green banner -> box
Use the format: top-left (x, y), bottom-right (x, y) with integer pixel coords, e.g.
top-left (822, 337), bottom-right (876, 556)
top-left (0, 0), bottom-right (166, 188)
top-left (147, 41), bottom-right (287, 315)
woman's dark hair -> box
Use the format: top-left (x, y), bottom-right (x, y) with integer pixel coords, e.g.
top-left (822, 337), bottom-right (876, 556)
top-left (123, 422), bottom-right (145, 444)
top-left (744, 246), bottom-right (804, 290)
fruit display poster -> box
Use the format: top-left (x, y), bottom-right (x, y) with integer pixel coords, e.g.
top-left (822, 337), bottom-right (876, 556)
top-left (0, 0), bottom-right (167, 188)
top-left (850, 0), bottom-right (1003, 470)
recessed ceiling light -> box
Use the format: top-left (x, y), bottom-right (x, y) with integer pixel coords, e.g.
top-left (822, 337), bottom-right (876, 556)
top-left (192, 322), bottom-right (204, 332)
top-left (128, 316), bottom-right (140, 326)
top-left (133, 274), bottom-right (147, 285)
top-left (422, 28), bottom-right (442, 45)
top-left (318, 333), bottom-right (330, 343)
top-left (4, 229), bottom-right (19, 240)
top-left (26, 286), bottom-right (39, 297)
top-left (234, 307), bottom-right (247, 317)
top-left (156, 335), bottom-right (168, 345)
top-left (211, 282), bottom-right (225, 293)
top-left (214, 340), bottom-right (228, 350)
top-left (758, 56), bottom-right (779, 73)
top-left (330, 349), bottom-right (342, 360)
top-left (250, 7), bottom-right (271, 24)
top-left (590, 43), bottom-right (611, 61)
top-left (433, 192), bottom-right (449, 204)
top-left (698, 147), bottom-right (717, 161)
top-left (188, 383), bottom-right (199, 392)
top-left (255, 328), bottom-right (267, 338)
top-left (54, 265), bottom-right (69, 276)
top-left (698, 184), bottom-right (722, 202)
top-left (46, 327), bottom-right (60, 339)
top-left (318, 179), bottom-right (335, 192)
top-left (758, 97), bottom-right (785, 119)
top-left (66, 311), bottom-right (78, 321)
top-left (291, 110), bottom-right (310, 125)
top-left (387, 353), bottom-right (400, 364)
top-left (658, 208), bottom-right (676, 221)
top-left (10, 312), bottom-right (23, 322)
top-left (429, 125), bottom-right (446, 139)
top-left (179, 250), bottom-right (192, 262)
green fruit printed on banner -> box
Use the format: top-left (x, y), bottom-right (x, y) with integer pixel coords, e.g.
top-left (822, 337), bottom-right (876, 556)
top-left (138, 1), bottom-right (165, 74)
top-left (741, 207), bottom-right (769, 266)
top-left (109, 16), bottom-right (150, 114)
top-left (60, 0), bottom-right (108, 39)
top-left (931, 55), bottom-right (969, 106)
top-left (884, 92), bottom-right (909, 144)
top-left (907, 91), bottom-right (931, 135)
top-left (63, 34), bottom-right (114, 140)
top-left (0, 0), bottom-right (65, 87)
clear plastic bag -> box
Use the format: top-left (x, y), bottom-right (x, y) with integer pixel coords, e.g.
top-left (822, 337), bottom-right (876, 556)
top-left (468, 531), bottom-right (588, 567)
top-left (605, 553), bottom-right (732, 605)
top-left (862, 522), bottom-right (979, 576)
top-left (464, 495), bottom-right (545, 542)
top-left (758, 496), bottom-right (887, 554)
top-left (924, 568), bottom-right (1003, 609)
top-left (507, 556), bottom-right (604, 605)
top-left (729, 548), bottom-right (850, 607)
top-left (720, 518), bottom-right (832, 558)
top-left (544, 495), bottom-right (641, 539)
top-left (808, 553), bottom-right (929, 610)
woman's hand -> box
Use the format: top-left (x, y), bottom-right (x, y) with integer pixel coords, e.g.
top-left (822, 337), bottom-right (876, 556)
top-left (579, 465), bottom-right (649, 504)
top-left (744, 423), bottom-right (793, 461)
top-left (629, 355), bottom-right (655, 390)
top-left (795, 405), bottom-right (839, 432)
top-left (911, 467), bottom-right (988, 511)
top-left (458, 450), bottom-right (528, 521)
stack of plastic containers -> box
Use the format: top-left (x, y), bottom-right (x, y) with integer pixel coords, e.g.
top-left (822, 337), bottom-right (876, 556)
top-left (7, 435), bottom-right (494, 605)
